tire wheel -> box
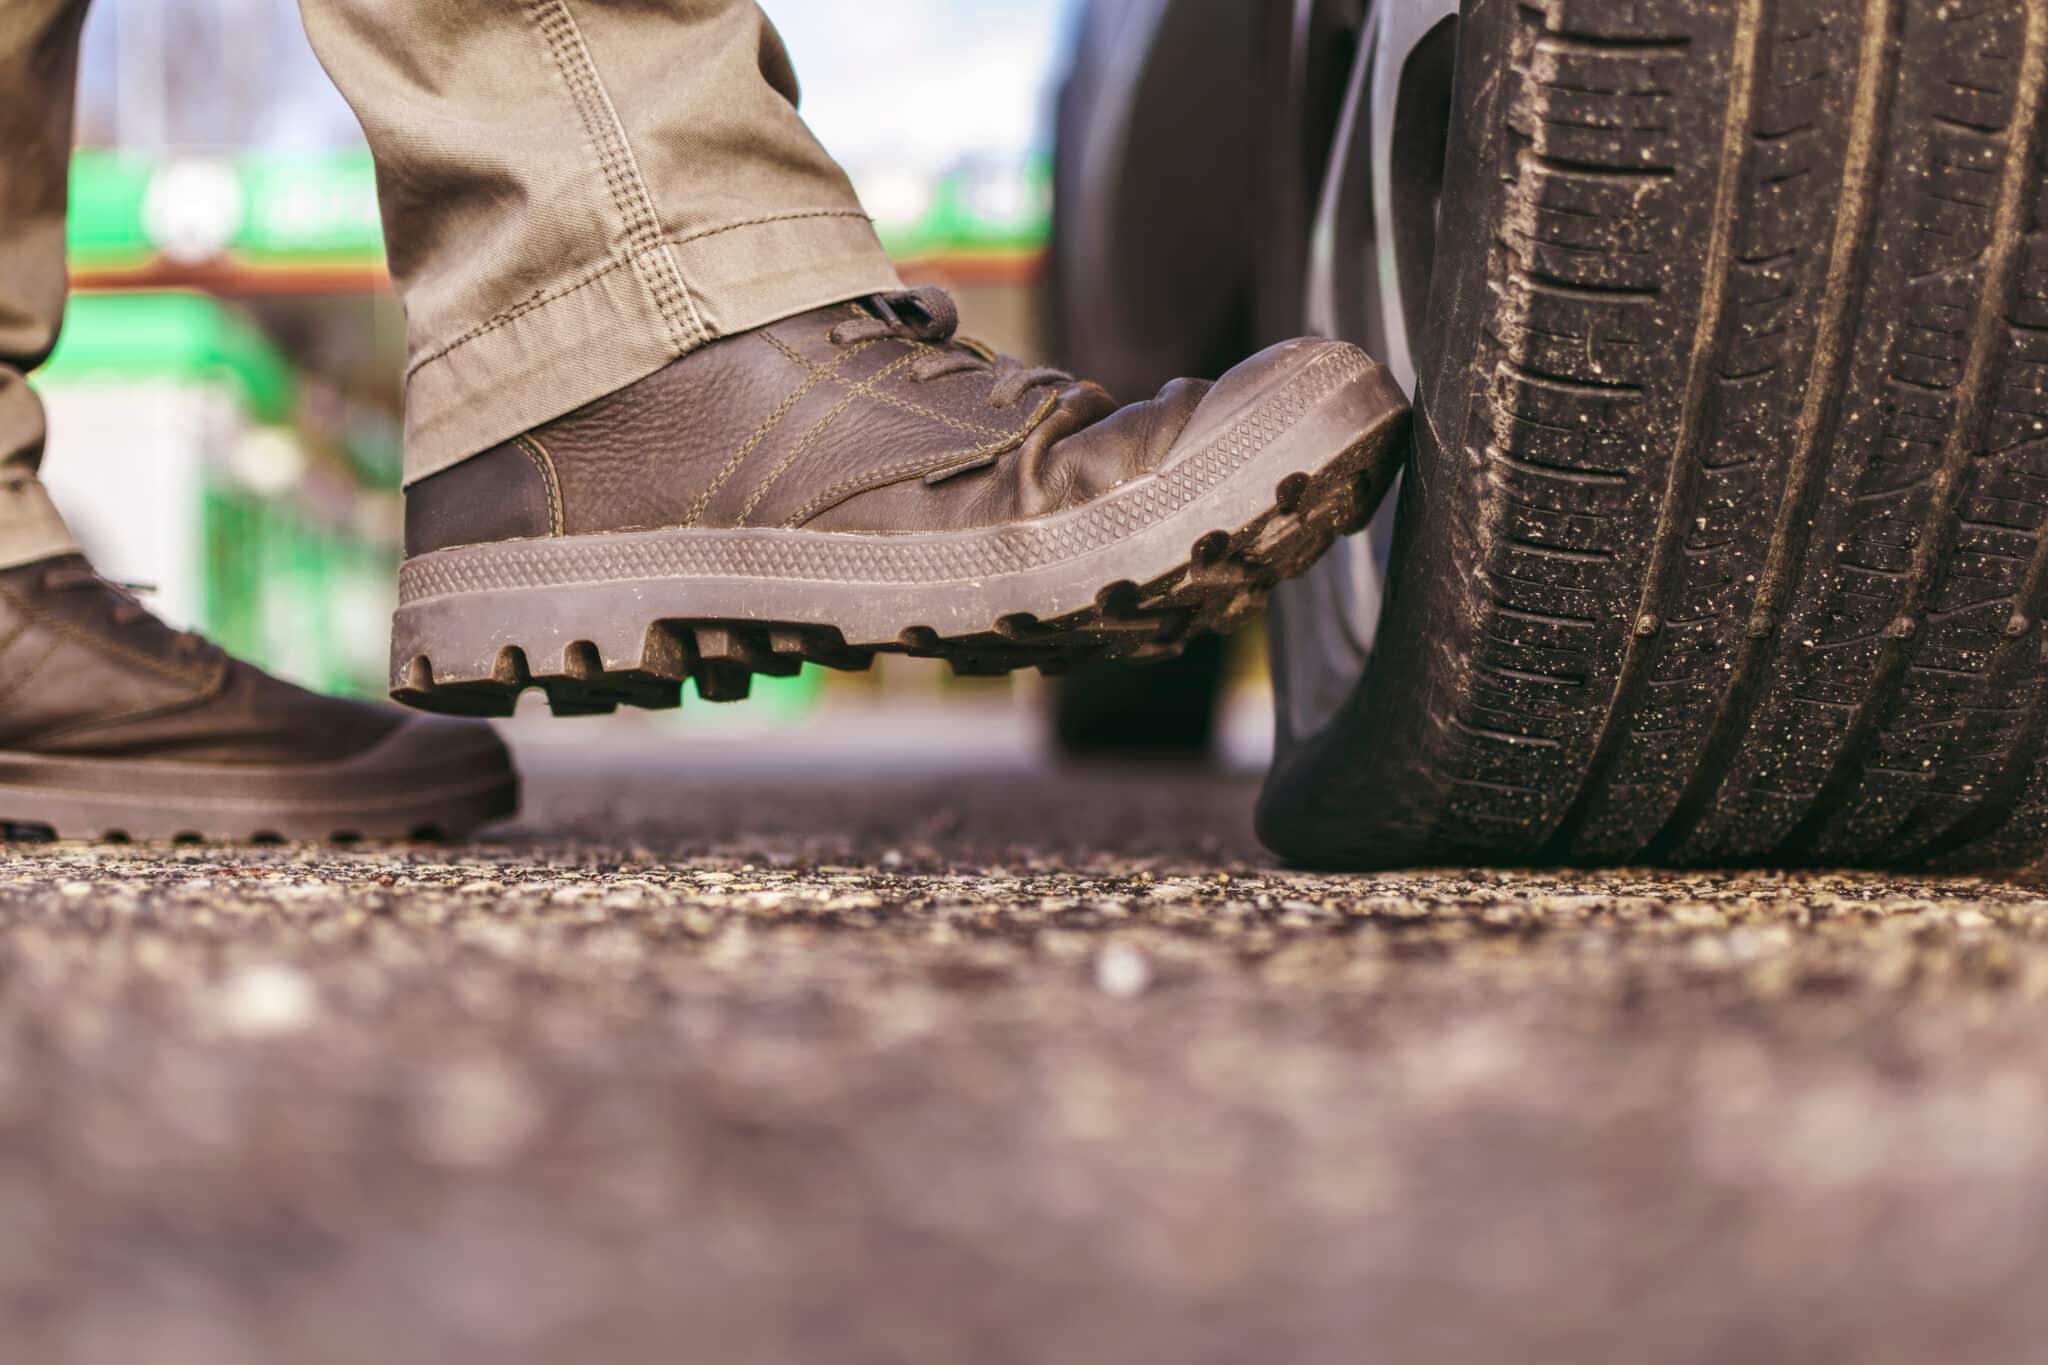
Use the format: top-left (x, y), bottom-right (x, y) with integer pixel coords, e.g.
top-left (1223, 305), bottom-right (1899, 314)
top-left (1260, 0), bottom-right (2048, 868)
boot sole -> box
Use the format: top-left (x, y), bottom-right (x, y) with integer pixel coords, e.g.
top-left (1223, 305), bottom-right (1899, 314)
top-left (0, 720), bottom-right (517, 842)
top-left (390, 344), bottom-right (1409, 717)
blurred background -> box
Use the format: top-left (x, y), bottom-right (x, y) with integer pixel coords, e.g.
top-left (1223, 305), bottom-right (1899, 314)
top-left (39, 0), bottom-right (1274, 770)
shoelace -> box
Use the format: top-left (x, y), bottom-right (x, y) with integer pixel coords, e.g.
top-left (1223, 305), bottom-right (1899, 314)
top-left (40, 563), bottom-right (213, 658)
top-left (828, 287), bottom-right (1073, 409)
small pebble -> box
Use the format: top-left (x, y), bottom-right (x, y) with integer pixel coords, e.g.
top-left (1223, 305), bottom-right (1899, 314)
top-left (215, 964), bottom-right (318, 1037)
top-left (1095, 942), bottom-right (1151, 998)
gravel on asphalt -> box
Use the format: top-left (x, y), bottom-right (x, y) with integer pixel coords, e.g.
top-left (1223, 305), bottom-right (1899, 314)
top-left (4, 757), bottom-right (2048, 1364)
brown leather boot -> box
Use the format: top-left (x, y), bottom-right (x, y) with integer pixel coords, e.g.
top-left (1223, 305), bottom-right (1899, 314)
top-left (395, 288), bottom-right (1408, 714)
top-left (0, 553), bottom-right (515, 839)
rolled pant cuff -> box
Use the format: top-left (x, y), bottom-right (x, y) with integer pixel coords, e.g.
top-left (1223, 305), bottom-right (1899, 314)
top-left (0, 476), bottom-right (78, 572)
top-left (400, 211), bottom-right (902, 486)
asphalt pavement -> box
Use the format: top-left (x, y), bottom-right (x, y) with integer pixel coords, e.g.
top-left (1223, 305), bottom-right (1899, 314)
top-left (4, 706), bottom-right (2048, 1363)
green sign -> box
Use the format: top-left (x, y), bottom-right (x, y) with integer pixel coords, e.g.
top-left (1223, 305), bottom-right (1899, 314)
top-left (68, 147), bottom-right (1049, 270)
top-left (36, 291), bottom-right (295, 422)
top-left (69, 148), bottom-right (386, 269)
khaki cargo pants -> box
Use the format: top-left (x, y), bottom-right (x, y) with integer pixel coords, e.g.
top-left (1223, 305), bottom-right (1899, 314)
top-left (0, 0), bottom-right (900, 566)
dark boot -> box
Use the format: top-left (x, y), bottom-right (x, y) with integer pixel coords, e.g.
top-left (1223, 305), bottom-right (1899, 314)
top-left (396, 288), bottom-right (1409, 713)
top-left (0, 553), bottom-right (515, 839)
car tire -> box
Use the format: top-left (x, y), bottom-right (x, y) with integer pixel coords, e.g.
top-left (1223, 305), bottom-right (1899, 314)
top-left (1260, 0), bottom-right (2048, 868)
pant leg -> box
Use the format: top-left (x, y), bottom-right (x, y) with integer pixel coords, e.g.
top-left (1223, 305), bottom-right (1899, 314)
top-left (0, 0), bottom-right (87, 569)
top-left (300, 0), bottom-right (902, 486)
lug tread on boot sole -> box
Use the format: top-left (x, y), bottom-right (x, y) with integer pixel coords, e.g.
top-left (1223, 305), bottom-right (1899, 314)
top-left (0, 773), bottom-right (518, 844)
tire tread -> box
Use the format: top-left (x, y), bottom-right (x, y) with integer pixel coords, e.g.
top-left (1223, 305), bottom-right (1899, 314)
top-left (1261, 0), bottom-right (2048, 871)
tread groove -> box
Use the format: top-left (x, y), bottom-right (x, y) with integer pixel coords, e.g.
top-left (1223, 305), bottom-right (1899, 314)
top-left (1644, 0), bottom-right (1907, 860)
top-left (1540, 0), bottom-right (1768, 859)
top-left (1839, 3), bottom-right (2048, 862)
top-left (1778, 0), bottom-right (2048, 858)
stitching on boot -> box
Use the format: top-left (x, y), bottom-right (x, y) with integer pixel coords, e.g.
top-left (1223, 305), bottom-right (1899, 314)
top-left (686, 337), bottom-right (878, 527)
top-left (514, 435), bottom-right (566, 536)
top-left (523, 0), bottom-right (707, 353)
top-left (0, 634), bottom-right (233, 750)
top-left (781, 391), bottom-right (1059, 529)
top-left (761, 331), bottom-right (1025, 441)
top-left (31, 686), bottom-right (231, 748)
top-left (738, 351), bottom-right (926, 526)
top-left (0, 578), bottom-right (217, 687)
top-left (0, 637), bottom-right (61, 710)
top-left (0, 617), bottom-right (35, 670)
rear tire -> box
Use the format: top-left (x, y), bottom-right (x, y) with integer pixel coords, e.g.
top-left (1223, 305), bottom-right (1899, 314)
top-left (1260, 0), bottom-right (2048, 868)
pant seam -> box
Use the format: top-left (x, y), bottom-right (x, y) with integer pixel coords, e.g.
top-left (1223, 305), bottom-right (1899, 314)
top-left (532, 0), bottom-right (699, 346)
top-left (402, 209), bottom-right (876, 382)
top-left (666, 207), bottom-right (875, 248)
top-left (523, 0), bottom-right (708, 353)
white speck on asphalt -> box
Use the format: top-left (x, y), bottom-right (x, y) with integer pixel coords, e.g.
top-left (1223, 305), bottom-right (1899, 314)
top-left (1095, 942), bottom-right (1151, 997)
top-left (215, 964), bottom-right (319, 1037)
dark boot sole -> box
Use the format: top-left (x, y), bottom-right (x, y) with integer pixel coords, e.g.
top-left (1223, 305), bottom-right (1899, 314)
top-left (391, 344), bottom-right (1409, 717)
top-left (0, 720), bottom-right (517, 841)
